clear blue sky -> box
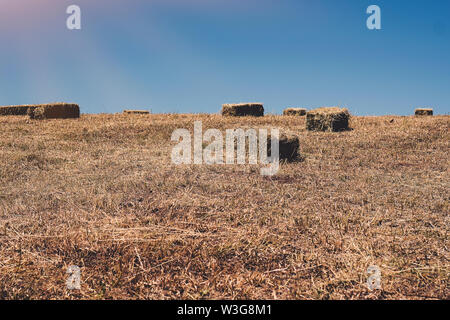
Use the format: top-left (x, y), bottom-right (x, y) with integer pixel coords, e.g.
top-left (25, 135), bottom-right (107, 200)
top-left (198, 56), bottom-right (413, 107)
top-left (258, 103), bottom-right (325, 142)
top-left (0, 0), bottom-right (449, 115)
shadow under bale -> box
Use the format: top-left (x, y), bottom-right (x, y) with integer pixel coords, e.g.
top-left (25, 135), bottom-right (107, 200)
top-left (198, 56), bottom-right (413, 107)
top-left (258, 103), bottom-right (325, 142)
top-left (28, 103), bottom-right (80, 120)
top-left (221, 103), bottom-right (264, 117)
top-left (306, 107), bottom-right (350, 132)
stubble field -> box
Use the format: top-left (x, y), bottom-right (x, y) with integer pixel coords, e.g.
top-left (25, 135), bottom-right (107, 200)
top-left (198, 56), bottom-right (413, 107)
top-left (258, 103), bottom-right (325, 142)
top-left (0, 113), bottom-right (448, 299)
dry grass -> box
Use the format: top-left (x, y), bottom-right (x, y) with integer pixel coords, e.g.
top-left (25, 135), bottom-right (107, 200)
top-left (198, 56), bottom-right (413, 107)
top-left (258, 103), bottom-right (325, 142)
top-left (0, 113), bottom-right (448, 300)
top-left (222, 103), bottom-right (264, 117)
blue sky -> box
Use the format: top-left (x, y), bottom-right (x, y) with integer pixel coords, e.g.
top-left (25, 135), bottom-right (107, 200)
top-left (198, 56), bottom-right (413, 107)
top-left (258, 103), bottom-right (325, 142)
top-left (0, 0), bottom-right (449, 115)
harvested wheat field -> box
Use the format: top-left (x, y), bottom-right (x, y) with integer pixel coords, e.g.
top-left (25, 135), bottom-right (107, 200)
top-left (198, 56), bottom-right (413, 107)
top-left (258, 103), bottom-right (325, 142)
top-left (0, 113), bottom-right (448, 300)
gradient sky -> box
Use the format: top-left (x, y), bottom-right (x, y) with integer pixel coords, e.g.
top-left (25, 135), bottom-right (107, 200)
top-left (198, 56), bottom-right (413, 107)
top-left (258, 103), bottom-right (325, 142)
top-left (0, 0), bottom-right (449, 115)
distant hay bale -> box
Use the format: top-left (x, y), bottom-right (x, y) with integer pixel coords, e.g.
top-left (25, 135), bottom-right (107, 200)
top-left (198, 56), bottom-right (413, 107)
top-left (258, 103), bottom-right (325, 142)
top-left (0, 105), bottom-right (38, 116)
top-left (28, 103), bottom-right (80, 120)
top-left (283, 108), bottom-right (307, 116)
top-left (123, 110), bottom-right (150, 115)
top-left (306, 107), bottom-right (350, 132)
top-left (222, 103), bottom-right (264, 117)
top-left (1, 103), bottom-right (79, 118)
top-left (415, 108), bottom-right (433, 116)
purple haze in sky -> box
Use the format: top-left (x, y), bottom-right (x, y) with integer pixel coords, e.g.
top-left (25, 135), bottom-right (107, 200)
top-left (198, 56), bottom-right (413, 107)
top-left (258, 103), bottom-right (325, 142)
top-left (0, 0), bottom-right (449, 115)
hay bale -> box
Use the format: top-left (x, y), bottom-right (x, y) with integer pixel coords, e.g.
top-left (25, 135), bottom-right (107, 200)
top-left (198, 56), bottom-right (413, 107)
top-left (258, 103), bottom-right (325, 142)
top-left (268, 131), bottom-right (300, 162)
top-left (0, 105), bottom-right (38, 116)
top-left (28, 103), bottom-right (80, 120)
top-left (221, 103), bottom-right (264, 117)
top-left (415, 108), bottom-right (433, 116)
top-left (123, 110), bottom-right (150, 115)
top-left (228, 128), bottom-right (300, 162)
top-left (283, 108), bottom-right (307, 116)
top-left (306, 107), bottom-right (350, 132)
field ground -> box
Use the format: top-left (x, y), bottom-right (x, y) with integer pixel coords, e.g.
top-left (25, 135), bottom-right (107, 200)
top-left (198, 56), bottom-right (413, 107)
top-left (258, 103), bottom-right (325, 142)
top-left (0, 113), bottom-right (448, 299)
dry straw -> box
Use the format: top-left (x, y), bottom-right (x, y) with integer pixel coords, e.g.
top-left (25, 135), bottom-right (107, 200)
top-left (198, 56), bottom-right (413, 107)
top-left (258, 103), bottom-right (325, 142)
top-left (221, 103), bottom-right (264, 117)
top-left (283, 108), bottom-right (307, 116)
top-left (0, 105), bottom-right (38, 116)
top-left (28, 103), bottom-right (80, 120)
top-left (306, 107), bottom-right (350, 132)
top-left (415, 108), bottom-right (433, 116)
top-left (1, 112), bottom-right (448, 299)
